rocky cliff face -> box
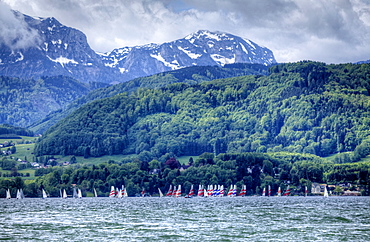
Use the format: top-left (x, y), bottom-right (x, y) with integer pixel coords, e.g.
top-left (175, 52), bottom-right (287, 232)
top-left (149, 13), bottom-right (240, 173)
top-left (0, 13), bottom-right (276, 84)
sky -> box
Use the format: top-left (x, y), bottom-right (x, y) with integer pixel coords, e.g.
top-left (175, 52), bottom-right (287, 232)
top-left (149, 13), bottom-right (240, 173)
top-left (1, 0), bottom-right (370, 63)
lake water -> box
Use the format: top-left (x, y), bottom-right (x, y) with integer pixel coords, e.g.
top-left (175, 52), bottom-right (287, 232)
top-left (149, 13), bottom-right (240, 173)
top-left (1, 197), bottom-right (369, 241)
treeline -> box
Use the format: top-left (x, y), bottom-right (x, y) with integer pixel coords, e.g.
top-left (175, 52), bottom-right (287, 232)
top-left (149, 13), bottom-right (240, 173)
top-left (1, 152), bottom-right (369, 198)
top-left (0, 75), bottom-right (107, 129)
top-left (29, 64), bottom-right (269, 134)
top-left (35, 61), bottom-right (370, 160)
top-left (0, 124), bottom-right (34, 137)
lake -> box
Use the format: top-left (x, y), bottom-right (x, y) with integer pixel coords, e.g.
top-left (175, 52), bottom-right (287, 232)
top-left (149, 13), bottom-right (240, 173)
top-left (1, 197), bottom-right (369, 241)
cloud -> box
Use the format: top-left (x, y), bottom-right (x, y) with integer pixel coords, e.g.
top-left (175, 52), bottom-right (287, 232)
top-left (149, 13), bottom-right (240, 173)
top-left (0, 1), bottom-right (40, 50)
top-left (2, 0), bottom-right (370, 63)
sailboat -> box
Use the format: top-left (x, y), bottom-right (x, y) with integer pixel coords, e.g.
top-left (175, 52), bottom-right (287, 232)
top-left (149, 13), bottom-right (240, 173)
top-left (6, 189), bottom-right (11, 199)
top-left (185, 185), bottom-right (194, 198)
top-left (277, 187), bottom-right (282, 197)
top-left (59, 189), bottom-right (62, 198)
top-left (232, 185), bottom-right (237, 197)
top-left (283, 185), bottom-right (291, 196)
top-left (62, 189), bottom-right (68, 199)
top-left (93, 188), bottom-right (98, 197)
top-left (166, 185), bottom-right (173, 197)
top-left (262, 187), bottom-right (266, 197)
top-left (175, 185), bottom-right (181, 198)
top-left (77, 188), bottom-right (82, 198)
top-left (323, 186), bottom-right (329, 197)
top-left (239, 185), bottom-right (247, 197)
top-left (227, 185), bottom-right (234, 197)
top-left (42, 189), bottom-right (48, 199)
top-left (141, 188), bottom-right (146, 197)
top-left (109, 186), bottom-right (116, 198)
top-left (73, 187), bottom-right (78, 198)
top-left (158, 188), bottom-right (163, 197)
top-left (16, 189), bottom-right (24, 199)
top-left (305, 186), bottom-right (308, 197)
top-left (268, 185), bottom-right (272, 197)
top-left (197, 185), bottom-right (204, 197)
top-left (219, 185), bottom-right (225, 197)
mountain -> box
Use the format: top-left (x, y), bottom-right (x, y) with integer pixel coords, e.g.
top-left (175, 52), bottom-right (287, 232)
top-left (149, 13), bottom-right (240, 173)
top-left (0, 75), bottom-right (107, 128)
top-left (34, 61), bottom-right (370, 160)
top-left (29, 63), bottom-right (269, 134)
top-left (0, 13), bottom-right (120, 84)
top-left (100, 30), bottom-right (276, 82)
top-left (0, 12), bottom-right (276, 84)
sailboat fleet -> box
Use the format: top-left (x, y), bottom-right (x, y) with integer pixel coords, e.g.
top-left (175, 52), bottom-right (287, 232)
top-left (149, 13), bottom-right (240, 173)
top-left (3, 184), bottom-right (328, 198)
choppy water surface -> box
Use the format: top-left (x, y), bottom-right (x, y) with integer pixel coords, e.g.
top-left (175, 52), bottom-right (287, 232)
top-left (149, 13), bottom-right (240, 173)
top-left (1, 197), bottom-right (369, 241)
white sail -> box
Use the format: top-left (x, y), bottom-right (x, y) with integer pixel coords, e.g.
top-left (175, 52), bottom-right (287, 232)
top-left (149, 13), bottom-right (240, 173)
top-left (204, 188), bottom-right (208, 197)
top-left (73, 187), bottom-right (78, 198)
top-left (324, 186), bottom-right (329, 197)
top-left (117, 189), bottom-right (122, 198)
top-left (277, 187), bottom-right (281, 197)
top-left (109, 186), bottom-right (115, 198)
top-left (42, 189), bottom-right (47, 199)
top-left (20, 189), bottom-right (25, 199)
top-left (77, 188), bottom-right (82, 198)
top-left (94, 188), bottom-right (98, 197)
top-left (6, 189), bottom-right (11, 199)
top-left (63, 189), bottom-right (68, 199)
top-left (59, 189), bottom-right (62, 198)
top-left (158, 188), bottom-right (163, 197)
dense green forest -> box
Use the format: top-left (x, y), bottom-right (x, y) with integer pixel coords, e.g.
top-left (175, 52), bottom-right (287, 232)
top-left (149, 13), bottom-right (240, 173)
top-left (0, 124), bottom-right (34, 137)
top-left (29, 64), bottom-right (269, 134)
top-left (35, 62), bottom-right (370, 162)
top-left (0, 75), bottom-right (107, 129)
top-left (1, 152), bottom-right (369, 198)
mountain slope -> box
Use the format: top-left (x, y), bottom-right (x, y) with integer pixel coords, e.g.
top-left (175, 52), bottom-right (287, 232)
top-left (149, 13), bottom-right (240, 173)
top-left (0, 12), bottom-right (276, 83)
top-left (0, 13), bottom-right (119, 84)
top-left (29, 63), bottom-right (269, 134)
top-left (34, 62), bottom-right (370, 159)
top-left (100, 30), bottom-right (276, 82)
top-left (0, 75), bottom-right (107, 128)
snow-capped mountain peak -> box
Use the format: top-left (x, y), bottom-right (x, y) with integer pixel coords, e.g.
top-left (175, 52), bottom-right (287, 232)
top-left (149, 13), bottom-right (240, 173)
top-left (0, 12), bottom-right (276, 83)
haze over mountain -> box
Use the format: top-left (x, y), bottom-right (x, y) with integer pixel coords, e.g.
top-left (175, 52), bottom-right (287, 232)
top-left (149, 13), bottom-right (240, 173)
top-left (0, 12), bottom-right (276, 84)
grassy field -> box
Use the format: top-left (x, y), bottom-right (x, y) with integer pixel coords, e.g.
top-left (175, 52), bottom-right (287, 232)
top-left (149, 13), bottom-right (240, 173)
top-left (177, 156), bottom-right (198, 165)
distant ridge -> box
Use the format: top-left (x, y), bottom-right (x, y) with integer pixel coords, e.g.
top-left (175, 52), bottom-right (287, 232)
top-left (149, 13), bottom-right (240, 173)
top-left (0, 12), bottom-right (276, 84)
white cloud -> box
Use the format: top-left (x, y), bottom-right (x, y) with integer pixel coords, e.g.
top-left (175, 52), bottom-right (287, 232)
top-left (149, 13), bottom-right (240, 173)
top-left (0, 1), bottom-right (41, 49)
top-left (2, 0), bottom-right (370, 63)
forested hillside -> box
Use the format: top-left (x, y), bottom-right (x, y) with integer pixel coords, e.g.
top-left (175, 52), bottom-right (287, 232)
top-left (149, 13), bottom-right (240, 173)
top-left (0, 124), bottom-right (34, 137)
top-left (29, 64), bottom-right (269, 134)
top-left (0, 76), bottom-right (107, 129)
top-left (34, 62), bottom-right (370, 161)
